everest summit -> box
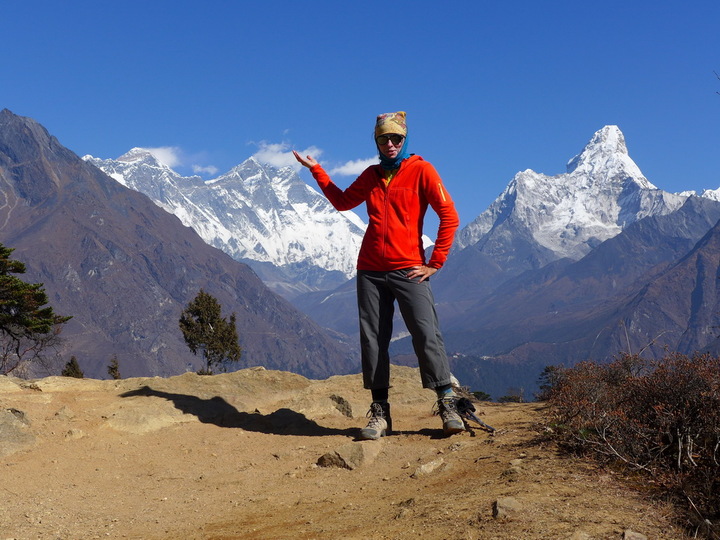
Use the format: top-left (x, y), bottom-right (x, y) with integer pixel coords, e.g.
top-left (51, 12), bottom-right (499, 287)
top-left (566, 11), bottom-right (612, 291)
top-left (84, 151), bottom-right (367, 299)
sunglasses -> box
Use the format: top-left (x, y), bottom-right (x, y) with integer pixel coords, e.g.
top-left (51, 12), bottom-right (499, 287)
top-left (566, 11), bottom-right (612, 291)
top-left (376, 134), bottom-right (404, 146)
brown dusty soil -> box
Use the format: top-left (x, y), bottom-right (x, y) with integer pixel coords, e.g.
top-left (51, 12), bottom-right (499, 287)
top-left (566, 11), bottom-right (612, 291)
top-left (1, 366), bottom-right (687, 539)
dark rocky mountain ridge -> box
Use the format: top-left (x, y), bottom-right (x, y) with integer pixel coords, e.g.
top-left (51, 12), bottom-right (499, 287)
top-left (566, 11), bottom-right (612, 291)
top-left (0, 109), bottom-right (356, 379)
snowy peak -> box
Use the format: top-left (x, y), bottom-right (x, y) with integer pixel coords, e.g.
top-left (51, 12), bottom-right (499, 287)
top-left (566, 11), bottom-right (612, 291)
top-left (84, 151), bottom-right (367, 296)
top-left (84, 149), bottom-right (202, 193)
top-left (566, 125), bottom-right (627, 172)
top-left (117, 147), bottom-right (160, 164)
top-left (566, 126), bottom-right (654, 189)
top-left (455, 126), bottom-right (686, 261)
top-left (217, 157), bottom-right (295, 199)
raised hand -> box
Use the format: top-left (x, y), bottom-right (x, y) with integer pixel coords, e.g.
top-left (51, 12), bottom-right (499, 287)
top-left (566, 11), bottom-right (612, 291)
top-left (292, 150), bottom-right (318, 169)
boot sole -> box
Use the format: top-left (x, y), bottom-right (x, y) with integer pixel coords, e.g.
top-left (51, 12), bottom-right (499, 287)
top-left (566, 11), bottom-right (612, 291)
top-left (443, 423), bottom-right (465, 435)
top-left (358, 428), bottom-right (386, 440)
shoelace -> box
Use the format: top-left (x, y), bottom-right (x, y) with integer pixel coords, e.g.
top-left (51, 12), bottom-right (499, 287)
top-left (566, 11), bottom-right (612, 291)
top-left (368, 402), bottom-right (386, 415)
top-left (365, 415), bottom-right (385, 429)
top-left (365, 404), bottom-right (386, 428)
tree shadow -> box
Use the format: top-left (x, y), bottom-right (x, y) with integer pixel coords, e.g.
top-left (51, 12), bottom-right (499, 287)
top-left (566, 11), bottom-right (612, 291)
top-left (119, 386), bottom-right (355, 437)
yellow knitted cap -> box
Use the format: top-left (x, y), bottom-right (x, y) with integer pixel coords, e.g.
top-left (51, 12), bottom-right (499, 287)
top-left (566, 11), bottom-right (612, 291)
top-left (374, 111), bottom-right (407, 137)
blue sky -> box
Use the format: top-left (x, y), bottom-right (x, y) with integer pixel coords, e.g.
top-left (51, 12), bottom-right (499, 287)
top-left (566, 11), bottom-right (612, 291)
top-left (2, 1), bottom-right (719, 228)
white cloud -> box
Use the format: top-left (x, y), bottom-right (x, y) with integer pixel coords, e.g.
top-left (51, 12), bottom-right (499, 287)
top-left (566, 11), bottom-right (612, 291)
top-left (251, 140), bottom-right (376, 177)
top-left (329, 157), bottom-right (378, 176)
top-left (145, 146), bottom-right (183, 168)
top-left (192, 164), bottom-right (219, 176)
top-left (252, 141), bottom-right (323, 172)
top-left (137, 141), bottom-right (372, 179)
top-left (143, 146), bottom-right (219, 177)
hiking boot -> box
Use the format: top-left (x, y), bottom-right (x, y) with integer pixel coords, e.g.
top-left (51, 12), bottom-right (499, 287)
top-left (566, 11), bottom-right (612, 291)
top-left (358, 401), bottom-right (392, 440)
top-left (436, 396), bottom-right (465, 435)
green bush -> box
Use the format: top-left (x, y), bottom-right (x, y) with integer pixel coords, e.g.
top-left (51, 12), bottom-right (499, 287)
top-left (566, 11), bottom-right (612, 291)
top-left (0, 243), bottom-right (71, 376)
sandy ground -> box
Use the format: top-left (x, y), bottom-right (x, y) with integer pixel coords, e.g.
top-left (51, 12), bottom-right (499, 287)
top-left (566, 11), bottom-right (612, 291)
top-left (1, 366), bottom-right (686, 540)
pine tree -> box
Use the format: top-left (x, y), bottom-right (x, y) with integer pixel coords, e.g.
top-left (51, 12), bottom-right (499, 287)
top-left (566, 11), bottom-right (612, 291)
top-left (62, 356), bottom-right (84, 378)
top-left (0, 243), bottom-right (71, 375)
top-left (179, 289), bottom-right (241, 375)
top-left (536, 364), bottom-right (565, 401)
top-left (107, 355), bottom-right (121, 379)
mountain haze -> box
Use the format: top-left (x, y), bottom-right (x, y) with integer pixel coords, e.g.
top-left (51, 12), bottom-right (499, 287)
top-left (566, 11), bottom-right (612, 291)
top-left (0, 109), bottom-right (356, 379)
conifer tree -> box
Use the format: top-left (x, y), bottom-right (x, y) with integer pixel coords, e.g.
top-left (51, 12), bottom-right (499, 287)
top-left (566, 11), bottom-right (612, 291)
top-left (179, 289), bottom-right (241, 375)
top-left (107, 355), bottom-right (121, 379)
top-left (0, 243), bottom-right (71, 375)
top-left (62, 356), bottom-right (84, 378)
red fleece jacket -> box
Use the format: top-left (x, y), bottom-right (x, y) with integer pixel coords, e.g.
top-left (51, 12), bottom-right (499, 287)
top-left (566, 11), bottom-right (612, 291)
top-left (310, 155), bottom-right (459, 271)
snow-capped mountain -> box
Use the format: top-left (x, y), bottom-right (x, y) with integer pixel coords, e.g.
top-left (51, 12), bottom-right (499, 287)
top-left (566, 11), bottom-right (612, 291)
top-left (84, 150), bottom-right (367, 298)
top-left (700, 188), bottom-right (720, 201)
top-left (1, 108), bottom-right (356, 379)
top-left (455, 126), bottom-right (688, 260)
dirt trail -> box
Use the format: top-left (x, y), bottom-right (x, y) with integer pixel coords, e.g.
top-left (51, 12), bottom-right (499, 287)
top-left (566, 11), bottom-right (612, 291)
top-left (1, 367), bottom-right (684, 539)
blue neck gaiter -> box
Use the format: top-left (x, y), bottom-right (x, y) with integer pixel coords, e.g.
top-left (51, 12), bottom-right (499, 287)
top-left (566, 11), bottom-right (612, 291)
top-left (378, 133), bottom-right (410, 170)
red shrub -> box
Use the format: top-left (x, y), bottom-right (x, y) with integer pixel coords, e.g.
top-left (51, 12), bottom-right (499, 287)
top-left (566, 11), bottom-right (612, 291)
top-left (547, 353), bottom-right (720, 534)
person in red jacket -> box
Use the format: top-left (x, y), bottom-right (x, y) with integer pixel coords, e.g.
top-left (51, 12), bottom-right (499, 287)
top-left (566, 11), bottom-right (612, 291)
top-left (293, 111), bottom-right (463, 439)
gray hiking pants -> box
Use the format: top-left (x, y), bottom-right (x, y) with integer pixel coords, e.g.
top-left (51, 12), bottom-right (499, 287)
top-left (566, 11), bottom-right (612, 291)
top-left (357, 269), bottom-right (453, 391)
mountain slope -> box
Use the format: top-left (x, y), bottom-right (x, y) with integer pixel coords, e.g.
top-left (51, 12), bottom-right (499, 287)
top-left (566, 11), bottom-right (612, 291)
top-left (437, 126), bottom-right (688, 304)
top-left (612, 215), bottom-right (720, 356)
top-left (84, 150), bottom-right (366, 298)
top-left (0, 109), bottom-right (356, 379)
top-left (438, 196), bottom-right (720, 397)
